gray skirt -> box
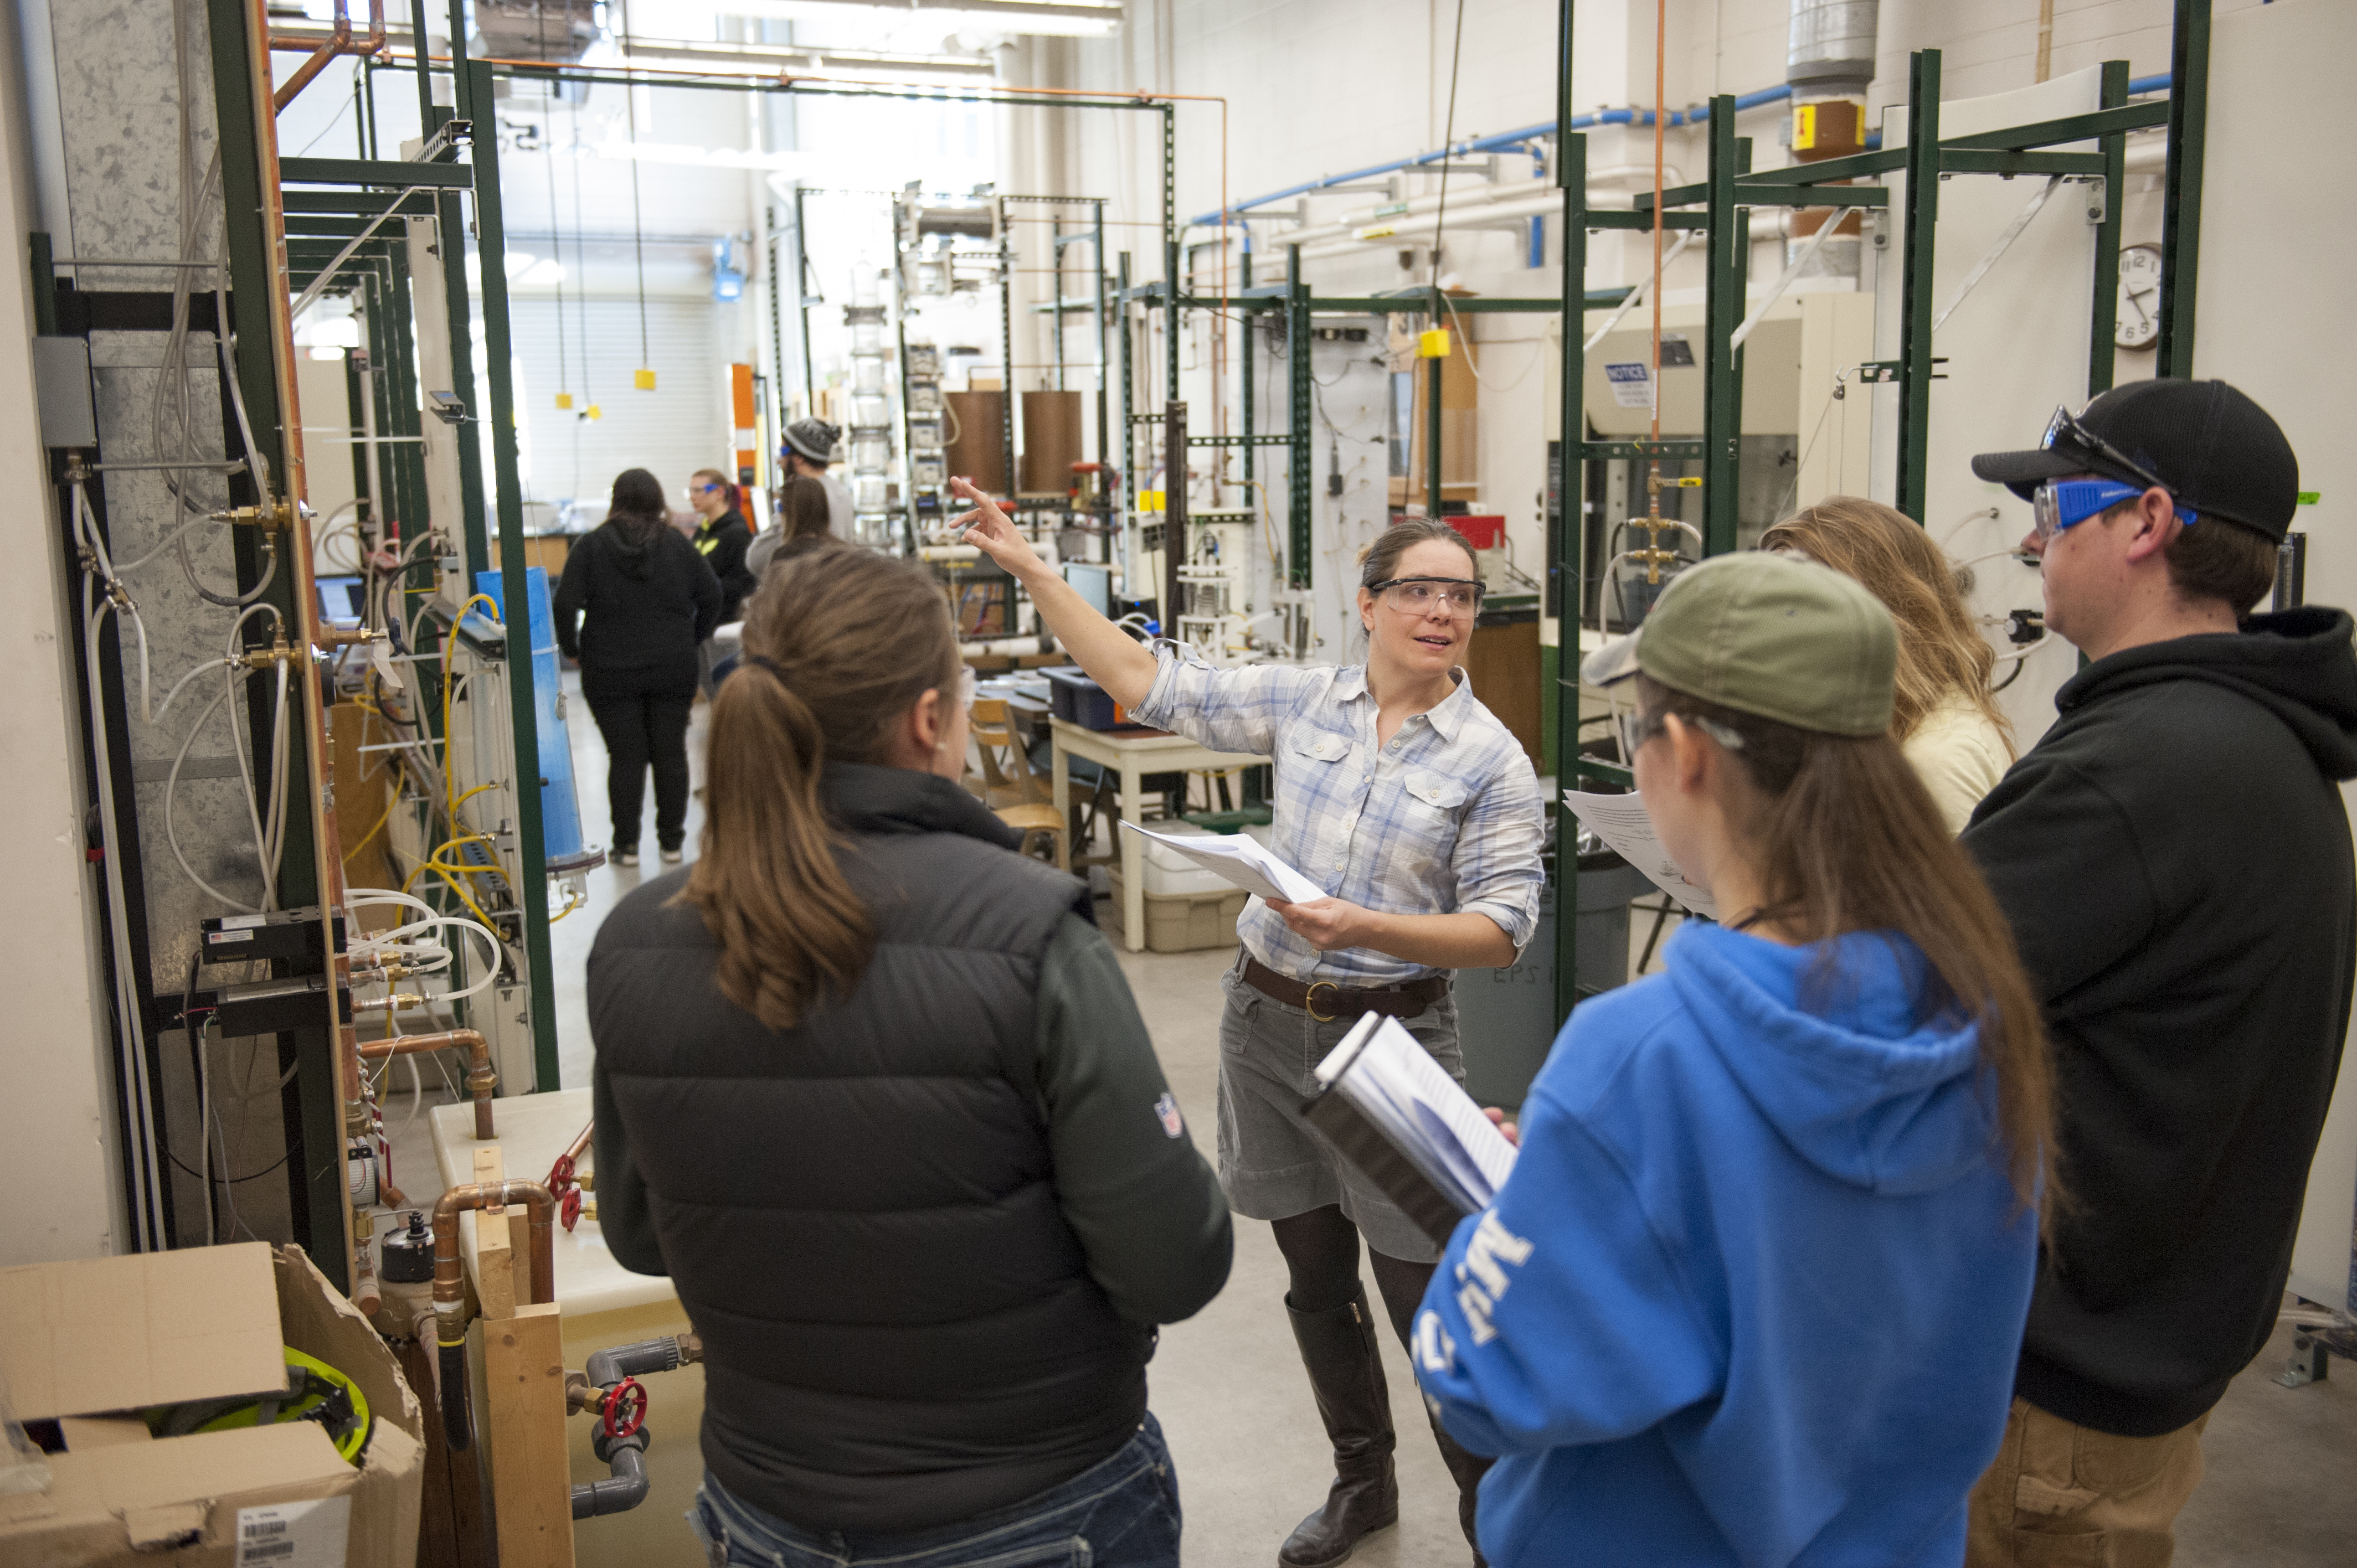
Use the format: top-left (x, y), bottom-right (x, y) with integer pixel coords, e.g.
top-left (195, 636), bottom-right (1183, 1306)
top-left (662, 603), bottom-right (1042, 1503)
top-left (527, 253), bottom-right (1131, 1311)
top-left (1213, 956), bottom-right (1464, 1265)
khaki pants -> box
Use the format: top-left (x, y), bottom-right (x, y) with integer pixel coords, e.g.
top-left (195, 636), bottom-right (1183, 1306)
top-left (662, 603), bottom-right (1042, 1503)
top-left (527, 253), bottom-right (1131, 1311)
top-left (1966, 1397), bottom-right (2210, 1567)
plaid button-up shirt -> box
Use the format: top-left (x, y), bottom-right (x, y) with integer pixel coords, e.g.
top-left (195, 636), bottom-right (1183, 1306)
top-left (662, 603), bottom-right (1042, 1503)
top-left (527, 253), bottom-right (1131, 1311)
top-left (1131, 644), bottom-right (1544, 986)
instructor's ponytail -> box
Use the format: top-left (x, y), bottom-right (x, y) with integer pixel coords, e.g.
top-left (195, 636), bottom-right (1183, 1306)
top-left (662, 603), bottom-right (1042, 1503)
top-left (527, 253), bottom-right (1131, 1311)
top-left (680, 544), bottom-right (959, 1029)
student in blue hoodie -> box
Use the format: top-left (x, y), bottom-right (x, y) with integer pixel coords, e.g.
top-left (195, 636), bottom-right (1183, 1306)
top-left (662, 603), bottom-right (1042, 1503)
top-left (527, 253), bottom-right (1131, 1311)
top-left (1413, 553), bottom-right (2059, 1567)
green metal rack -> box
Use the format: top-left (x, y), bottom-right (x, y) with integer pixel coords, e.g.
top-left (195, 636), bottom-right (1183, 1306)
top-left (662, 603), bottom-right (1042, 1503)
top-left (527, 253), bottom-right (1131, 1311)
top-left (1546, 0), bottom-right (2211, 1028)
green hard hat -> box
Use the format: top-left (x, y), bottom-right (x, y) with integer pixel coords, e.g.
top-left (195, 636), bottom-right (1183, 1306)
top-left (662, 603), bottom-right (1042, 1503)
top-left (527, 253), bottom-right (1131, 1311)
top-left (1579, 552), bottom-right (1897, 737)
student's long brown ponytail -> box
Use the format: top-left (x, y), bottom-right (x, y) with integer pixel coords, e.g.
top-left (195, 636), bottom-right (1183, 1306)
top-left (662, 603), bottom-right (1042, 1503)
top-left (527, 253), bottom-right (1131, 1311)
top-left (678, 544), bottom-right (959, 1029)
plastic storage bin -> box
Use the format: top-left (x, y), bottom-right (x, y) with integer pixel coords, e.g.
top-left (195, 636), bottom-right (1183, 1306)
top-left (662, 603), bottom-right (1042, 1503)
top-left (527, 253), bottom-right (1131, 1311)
top-left (1131, 824), bottom-right (1238, 896)
top-left (1043, 664), bottom-right (1149, 730)
top-left (1109, 866), bottom-right (1247, 952)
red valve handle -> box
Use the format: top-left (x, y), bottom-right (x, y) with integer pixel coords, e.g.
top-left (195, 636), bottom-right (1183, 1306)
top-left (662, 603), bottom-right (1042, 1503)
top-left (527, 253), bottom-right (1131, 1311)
top-left (560, 1187), bottom-right (584, 1232)
top-left (547, 1153), bottom-right (577, 1194)
top-left (601, 1377), bottom-right (647, 1440)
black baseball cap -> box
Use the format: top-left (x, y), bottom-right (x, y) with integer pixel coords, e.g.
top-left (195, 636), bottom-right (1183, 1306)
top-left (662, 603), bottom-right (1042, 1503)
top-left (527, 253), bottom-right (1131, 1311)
top-left (1970, 378), bottom-right (2299, 540)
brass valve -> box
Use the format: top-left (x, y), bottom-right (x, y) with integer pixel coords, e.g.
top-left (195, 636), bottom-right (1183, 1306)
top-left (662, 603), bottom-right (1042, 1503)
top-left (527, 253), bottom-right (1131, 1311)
top-left (216, 500), bottom-right (298, 532)
top-left (354, 992), bottom-right (426, 1015)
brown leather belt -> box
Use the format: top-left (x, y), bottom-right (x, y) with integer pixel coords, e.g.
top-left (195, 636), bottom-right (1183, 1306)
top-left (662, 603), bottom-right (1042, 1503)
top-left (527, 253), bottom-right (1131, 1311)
top-left (1242, 956), bottom-right (1449, 1022)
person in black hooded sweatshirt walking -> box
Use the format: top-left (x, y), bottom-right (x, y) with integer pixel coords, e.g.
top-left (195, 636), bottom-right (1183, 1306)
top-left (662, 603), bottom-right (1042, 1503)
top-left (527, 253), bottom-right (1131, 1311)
top-left (1959, 379), bottom-right (2357, 1565)
top-left (555, 468), bottom-right (721, 866)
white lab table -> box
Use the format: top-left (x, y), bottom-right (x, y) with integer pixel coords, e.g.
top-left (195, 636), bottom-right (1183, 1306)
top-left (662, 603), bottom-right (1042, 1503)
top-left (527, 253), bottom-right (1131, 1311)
top-left (1047, 716), bottom-right (1269, 951)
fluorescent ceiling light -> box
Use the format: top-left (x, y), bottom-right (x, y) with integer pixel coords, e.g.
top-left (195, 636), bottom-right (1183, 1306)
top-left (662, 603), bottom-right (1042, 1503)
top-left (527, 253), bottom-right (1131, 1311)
top-left (714, 1), bottom-right (1120, 38)
top-left (622, 35), bottom-right (1000, 76)
top-left (577, 138), bottom-right (815, 174)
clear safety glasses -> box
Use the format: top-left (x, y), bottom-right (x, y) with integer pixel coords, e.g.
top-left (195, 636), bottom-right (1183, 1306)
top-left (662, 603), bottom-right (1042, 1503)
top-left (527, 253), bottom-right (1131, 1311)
top-left (1610, 695), bottom-right (1746, 765)
top-left (2040, 404), bottom-right (2175, 494)
top-left (1371, 576), bottom-right (1485, 617)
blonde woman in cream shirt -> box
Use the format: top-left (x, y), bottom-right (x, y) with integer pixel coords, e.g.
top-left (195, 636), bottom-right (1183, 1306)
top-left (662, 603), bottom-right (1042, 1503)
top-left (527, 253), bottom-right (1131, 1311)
top-left (1762, 498), bottom-right (2015, 832)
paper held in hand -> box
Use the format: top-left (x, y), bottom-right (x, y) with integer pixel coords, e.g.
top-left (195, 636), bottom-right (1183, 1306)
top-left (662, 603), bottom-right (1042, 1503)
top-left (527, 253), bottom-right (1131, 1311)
top-left (1562, 788), bottom-right (1720, 920)
top-left (1118, 821), bottom-right (1325, 904)
top-left (1314, 1013), bottom-right (1520, 1217)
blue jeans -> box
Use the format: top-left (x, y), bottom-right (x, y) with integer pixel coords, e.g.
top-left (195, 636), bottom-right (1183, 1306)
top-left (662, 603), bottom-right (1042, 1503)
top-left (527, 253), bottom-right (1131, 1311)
top-left (686, 1415), bottom-right (1181, 1567)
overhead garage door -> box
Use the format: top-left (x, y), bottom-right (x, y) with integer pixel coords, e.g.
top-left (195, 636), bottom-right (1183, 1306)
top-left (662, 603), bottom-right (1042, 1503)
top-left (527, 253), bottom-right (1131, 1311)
top-left (506, 297), bottom-right (732, 514)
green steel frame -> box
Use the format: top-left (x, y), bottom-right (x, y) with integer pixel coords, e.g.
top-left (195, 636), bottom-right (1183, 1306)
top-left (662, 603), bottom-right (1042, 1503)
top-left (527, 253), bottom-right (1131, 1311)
top-left (1546, 1), bottom-right (2208, 1027)
top-left (333, 50), bottom-right (1197, 1086)
top-left (353, 3), bottom-right (2213, 1064)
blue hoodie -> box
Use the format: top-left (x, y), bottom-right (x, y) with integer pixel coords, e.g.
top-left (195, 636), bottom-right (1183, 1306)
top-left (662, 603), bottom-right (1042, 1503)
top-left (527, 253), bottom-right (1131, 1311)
top-left (1413, 922), bottom-right (2037, 1567)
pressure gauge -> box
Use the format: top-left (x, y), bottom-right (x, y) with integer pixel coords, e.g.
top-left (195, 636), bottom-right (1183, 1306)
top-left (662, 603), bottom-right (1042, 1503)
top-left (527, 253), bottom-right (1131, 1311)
top-left (2116, 244), bottom-right (2164, 350)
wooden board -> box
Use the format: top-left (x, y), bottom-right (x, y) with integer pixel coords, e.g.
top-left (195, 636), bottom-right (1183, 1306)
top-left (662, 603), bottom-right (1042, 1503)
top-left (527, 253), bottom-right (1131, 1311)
top-left (482, 1304), bottom-right (574, 1568)
top-left (1467, 618), bottom-right (1543, 771)
top-left (327, 702), bottom-right (396, 896)
top-left (469, 1148), bottom-right (533, 1316)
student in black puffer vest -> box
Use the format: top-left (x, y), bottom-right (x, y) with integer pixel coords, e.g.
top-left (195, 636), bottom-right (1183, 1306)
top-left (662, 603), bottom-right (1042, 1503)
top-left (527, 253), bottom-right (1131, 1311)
top-left (588, 541), bottom-right (1232, 1568)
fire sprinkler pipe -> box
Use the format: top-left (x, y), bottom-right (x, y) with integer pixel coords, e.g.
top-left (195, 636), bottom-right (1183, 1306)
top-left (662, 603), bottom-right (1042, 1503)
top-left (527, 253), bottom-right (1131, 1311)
top-left (268, 0), bottom-right (386, 113)
top-left (357, 1028), bottom-right (500, 1139)
top-left (431, 1180), bottom-right (557, 1452)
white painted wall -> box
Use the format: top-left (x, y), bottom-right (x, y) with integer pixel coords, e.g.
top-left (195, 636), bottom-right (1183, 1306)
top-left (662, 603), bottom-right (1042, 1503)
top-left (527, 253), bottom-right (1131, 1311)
top-left (1029, 0), bottom-right (2256, 658)
top-left (2193, 0), bottom-right (2357, 1318)
top-left (0, 0), bottom-right (125, 1265)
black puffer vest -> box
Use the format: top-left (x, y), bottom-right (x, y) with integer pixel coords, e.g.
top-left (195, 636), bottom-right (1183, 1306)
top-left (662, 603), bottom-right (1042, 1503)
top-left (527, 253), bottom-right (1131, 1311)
top-left (589, 765), bottom-right (1144, 1533)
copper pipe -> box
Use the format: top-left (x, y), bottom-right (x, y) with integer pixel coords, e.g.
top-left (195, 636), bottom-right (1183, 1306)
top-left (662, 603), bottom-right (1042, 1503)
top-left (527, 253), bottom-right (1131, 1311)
top-left (270, 0), bottom-right (387, 114)
top-left (358, 1028), bottom-right (499, 1139)
top-left (430, 1179), bottom-right (557, 1313)
top-left (240, 0), bottom-right (369, 1307)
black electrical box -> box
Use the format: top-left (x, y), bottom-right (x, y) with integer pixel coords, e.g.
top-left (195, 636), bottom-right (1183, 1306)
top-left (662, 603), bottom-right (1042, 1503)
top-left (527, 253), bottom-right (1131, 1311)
top-left (199, 907), bottom-right (343, 967)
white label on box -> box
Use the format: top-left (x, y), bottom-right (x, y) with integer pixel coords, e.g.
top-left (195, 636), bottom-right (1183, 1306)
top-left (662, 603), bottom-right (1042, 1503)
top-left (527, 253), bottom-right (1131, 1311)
top-left (1604, 361), bottom-right (1653, 409)
top-left (234, 1496), bottom-right (351, 1568)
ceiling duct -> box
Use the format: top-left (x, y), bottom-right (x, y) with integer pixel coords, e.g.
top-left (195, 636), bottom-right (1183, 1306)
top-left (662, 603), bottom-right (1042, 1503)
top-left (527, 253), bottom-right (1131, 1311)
top-left (475, 0), bottom-right (603, 63)
top-left (1786, 0), bottom-right (1878, 97)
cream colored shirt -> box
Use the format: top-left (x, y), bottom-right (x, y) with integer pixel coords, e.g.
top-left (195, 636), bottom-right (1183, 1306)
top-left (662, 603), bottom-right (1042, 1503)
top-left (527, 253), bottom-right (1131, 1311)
top-left (1902, 693), bottom-right (2014, 835)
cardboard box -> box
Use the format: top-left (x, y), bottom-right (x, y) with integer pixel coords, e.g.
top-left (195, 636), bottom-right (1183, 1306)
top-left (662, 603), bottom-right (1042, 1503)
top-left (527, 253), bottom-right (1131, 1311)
top-left (0, 1243), bottom-right (424, 1568)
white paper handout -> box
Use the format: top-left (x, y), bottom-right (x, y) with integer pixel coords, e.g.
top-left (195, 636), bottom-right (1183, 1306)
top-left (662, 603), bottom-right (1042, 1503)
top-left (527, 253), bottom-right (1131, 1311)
top-left (1562, 788), bottom-right (1720, 920)
top-left (1315, 1014), bottom-right (1520, 1214)
top-left (1119, 821), bottom-right (1325, 904)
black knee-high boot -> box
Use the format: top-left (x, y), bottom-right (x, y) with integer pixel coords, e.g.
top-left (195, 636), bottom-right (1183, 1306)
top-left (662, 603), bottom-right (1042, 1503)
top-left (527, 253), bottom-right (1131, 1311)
top-left (1367, 1249), bottom-right (1490, 1565)
top-left (1278, 1284), bottom-right (1399, 1568)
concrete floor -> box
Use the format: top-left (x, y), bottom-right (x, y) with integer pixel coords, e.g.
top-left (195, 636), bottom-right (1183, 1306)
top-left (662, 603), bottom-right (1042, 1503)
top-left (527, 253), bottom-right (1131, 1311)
top-left (384, 673), bottom-right (2357, 1564)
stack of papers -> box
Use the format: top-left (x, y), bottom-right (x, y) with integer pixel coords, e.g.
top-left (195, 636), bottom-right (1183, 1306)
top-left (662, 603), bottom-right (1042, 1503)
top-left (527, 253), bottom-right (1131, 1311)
top-left (1314, 1014), bottom-right (1519, 1215)
top-left (1562, 788), bottom-right (1720, 919)
top-left (1119, 821), bottom-right (1325, 904)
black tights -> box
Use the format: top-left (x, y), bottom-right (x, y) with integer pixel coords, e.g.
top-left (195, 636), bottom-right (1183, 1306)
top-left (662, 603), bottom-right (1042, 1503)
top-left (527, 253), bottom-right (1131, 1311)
top-left (1272, 1204), bottom-right (1434, 1351)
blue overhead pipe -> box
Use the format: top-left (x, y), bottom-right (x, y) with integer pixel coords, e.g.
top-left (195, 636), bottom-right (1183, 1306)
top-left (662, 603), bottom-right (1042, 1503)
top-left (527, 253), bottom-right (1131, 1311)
top-left (1191, 72), bottom-right (2173, 230)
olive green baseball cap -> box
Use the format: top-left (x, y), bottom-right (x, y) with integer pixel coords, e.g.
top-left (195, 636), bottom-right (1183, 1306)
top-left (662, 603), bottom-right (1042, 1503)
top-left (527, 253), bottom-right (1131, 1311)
top-left (1578, 553), bottom-right (1896, 736)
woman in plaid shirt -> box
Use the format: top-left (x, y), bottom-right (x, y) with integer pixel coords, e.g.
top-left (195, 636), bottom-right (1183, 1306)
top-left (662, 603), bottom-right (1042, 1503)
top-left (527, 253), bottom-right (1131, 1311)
top-left (956, 479), bottom-right (1541, 1568)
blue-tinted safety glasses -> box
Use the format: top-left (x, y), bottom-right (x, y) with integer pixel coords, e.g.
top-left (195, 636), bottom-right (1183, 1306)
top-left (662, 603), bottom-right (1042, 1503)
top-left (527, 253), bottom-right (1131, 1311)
top-left (2031, 478), bottom-right (2197, 545)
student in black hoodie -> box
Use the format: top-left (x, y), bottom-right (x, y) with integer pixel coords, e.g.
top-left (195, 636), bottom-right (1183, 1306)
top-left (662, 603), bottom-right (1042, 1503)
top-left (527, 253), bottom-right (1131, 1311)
top-left (555, 468), bottom-right (721, 866)
top-left (1959, 380), bottom-right (2357, 1564)
top-left (689, 468), bottom-right (758, 623)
